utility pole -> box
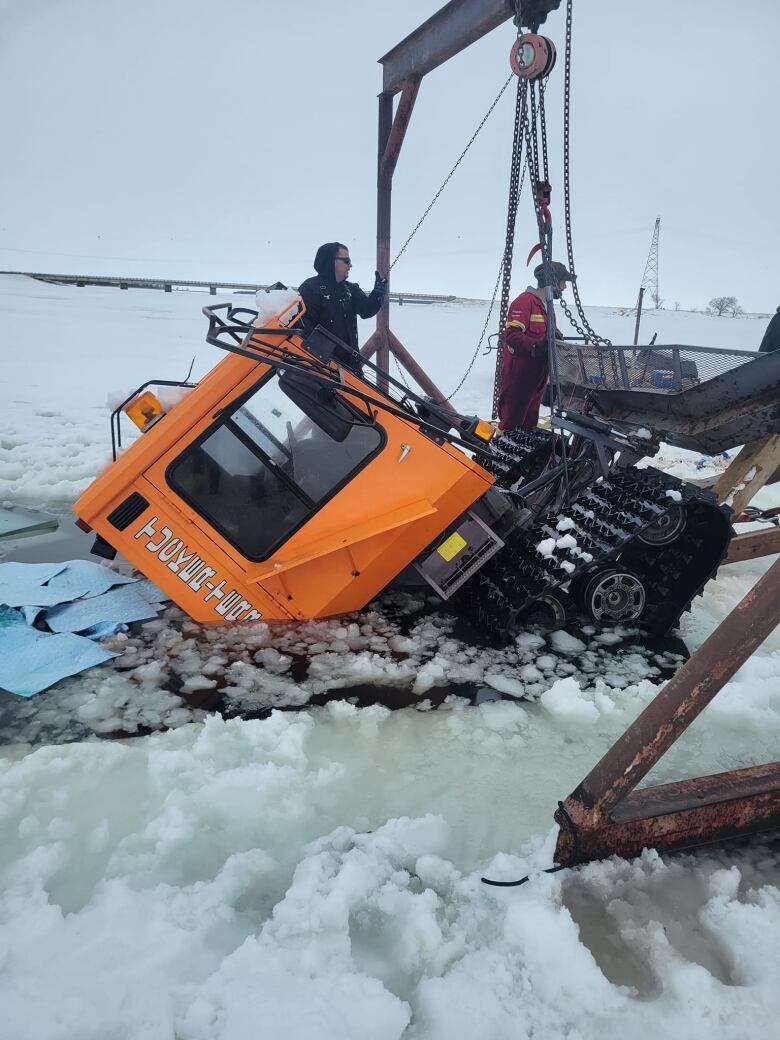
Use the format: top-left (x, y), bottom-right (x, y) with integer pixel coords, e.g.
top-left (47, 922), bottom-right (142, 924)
top-left (632, 287), bottom-right (645, 346)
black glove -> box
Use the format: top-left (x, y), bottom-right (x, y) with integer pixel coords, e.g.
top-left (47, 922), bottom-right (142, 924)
top-left (373, 271), bottom-right (388, 297)
top-left (533, 340), bottom-right (549, 361)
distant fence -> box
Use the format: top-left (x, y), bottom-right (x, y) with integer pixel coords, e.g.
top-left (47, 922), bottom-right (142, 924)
top-left (0, 270), bottom-right (458, 306)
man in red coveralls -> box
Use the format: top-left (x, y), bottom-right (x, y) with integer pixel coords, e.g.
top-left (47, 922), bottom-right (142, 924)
top-left (497, 260), bottom-right (573, 430)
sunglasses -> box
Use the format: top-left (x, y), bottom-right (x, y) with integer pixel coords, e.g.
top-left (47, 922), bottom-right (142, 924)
top-left (336, 256), bottom-right (352, 265)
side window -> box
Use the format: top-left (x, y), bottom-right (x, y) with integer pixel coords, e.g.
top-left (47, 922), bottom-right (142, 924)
top-left (168, 372), bottom-right (383, 560)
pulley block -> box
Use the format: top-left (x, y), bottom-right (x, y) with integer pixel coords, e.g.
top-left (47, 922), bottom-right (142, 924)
top-left (509, 33), bottom-right (557, 81)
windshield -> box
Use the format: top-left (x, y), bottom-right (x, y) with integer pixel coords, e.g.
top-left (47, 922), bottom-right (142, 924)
top-left (168, 370), bottom-right (384, 560)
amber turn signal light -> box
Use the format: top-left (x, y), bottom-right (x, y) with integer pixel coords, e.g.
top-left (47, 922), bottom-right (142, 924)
top-left (472, 419), bottom-right (497, 442)
top-left (124, 391), bottom-right (165, 432)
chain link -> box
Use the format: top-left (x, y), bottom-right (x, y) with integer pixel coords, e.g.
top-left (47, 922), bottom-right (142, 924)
top-left (396, 251), bottom-right (504, 402)
top-left (528, 81), bottom-right (541, 185)
top-left (389, 74), bottom-right (515, 274)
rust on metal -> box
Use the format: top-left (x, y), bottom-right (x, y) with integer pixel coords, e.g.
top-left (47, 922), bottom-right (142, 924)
top-left (559, 764), bottom-right (780, 865)
top-left (375, 78), bottom-right (421, 391)
top-left (360, 332), bottom-right (380, 362)
top-left (379, 79), bottom-right (421, 186)
top-left (379, 0), bottom-right (516, 96)
top-left (374, 90), bottom-right (395, 390)
top-left (554, 556), bottom-right (780, 866)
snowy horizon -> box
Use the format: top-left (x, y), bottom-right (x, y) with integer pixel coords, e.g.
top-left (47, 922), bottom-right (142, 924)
top-left (1, 272), bottom-right (778, 322)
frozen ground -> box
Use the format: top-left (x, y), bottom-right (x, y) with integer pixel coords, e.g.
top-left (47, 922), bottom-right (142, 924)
top-left (0, 275), bottom-right (778, 1039)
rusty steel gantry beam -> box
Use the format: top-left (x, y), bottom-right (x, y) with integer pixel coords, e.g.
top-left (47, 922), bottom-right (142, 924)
top-left (379, 0), bottom-right (516, 97)
top-left (554, 556), bottom-right (780, 867)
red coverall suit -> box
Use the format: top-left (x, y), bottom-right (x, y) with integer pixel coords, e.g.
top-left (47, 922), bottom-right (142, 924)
top-left (497, 288), bottom-right (558, 430)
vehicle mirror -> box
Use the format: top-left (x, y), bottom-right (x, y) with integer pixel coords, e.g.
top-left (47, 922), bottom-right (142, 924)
top-left (278, 369), bottom-right (353, 442)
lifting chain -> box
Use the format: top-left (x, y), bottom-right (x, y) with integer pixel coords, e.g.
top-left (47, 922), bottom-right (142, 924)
top-left (492, 76), bottom-right (530, 417)
top-left (528, 81), bottom-right (540, 180)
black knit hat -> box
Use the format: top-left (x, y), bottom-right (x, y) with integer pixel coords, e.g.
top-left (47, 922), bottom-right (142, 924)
top-left (534, 261), bottom-right (574, 286)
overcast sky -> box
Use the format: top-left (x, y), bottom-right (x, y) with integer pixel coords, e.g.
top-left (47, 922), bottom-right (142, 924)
top-left (1, 0), bottom-right (777, 313)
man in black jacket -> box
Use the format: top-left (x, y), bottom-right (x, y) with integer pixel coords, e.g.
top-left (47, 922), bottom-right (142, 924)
top-left (758, 307), bottom-right (780, 353)
top-left (297, 242), bottom-right (387, 349)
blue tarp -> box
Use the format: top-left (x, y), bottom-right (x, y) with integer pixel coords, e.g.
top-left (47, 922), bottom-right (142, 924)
top-left (45, 584), bottom-right (159, 633)
top-left (0, 558), bottom-right (136, 608)
top-left (0, 561), bottom-right (167, 697)
top-left (0, 607), bottom-right (119, 698)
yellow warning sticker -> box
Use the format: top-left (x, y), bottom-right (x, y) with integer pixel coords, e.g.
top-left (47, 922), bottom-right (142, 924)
top-left (437, 532), bottom-right (467, 562)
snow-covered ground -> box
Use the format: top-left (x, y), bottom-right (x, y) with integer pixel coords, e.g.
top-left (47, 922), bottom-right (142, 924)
top-left (1, 275), bottom-right (778, 1039)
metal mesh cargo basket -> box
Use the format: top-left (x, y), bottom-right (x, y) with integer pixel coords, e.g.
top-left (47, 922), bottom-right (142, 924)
top-left (555, 342), bottom-right (760, 395)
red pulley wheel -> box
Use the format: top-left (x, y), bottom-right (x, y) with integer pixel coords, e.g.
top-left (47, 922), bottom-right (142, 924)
top-left (509, 34), bottom-right (557, 81)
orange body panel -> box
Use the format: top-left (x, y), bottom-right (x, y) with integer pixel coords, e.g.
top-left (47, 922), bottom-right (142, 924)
top-left (75, 324), bottom-right (494, 623)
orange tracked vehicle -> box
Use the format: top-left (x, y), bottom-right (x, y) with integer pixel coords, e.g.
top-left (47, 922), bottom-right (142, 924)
top-left (74, 294), bottom-right (732, 641)
top-left (75, 296), bottom-right (506, 626)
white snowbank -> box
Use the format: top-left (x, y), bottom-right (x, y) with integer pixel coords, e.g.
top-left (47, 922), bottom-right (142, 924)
top-left (540, 676), bottom-right (600, 723)
top-left (3, 712), bottom-right (780, 1040)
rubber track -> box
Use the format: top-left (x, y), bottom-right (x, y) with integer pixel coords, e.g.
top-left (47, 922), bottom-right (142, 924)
top-left (481, 427), bottom-right (555, 485)
top-left (459, 465), bottom-right (732, 641)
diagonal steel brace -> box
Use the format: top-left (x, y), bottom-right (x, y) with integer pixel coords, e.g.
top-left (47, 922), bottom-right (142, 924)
top-left (554, 556), bottom-right (780, 866)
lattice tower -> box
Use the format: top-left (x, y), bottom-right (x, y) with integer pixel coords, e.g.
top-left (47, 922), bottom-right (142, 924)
top-left (640, 217), bottom-right (661, 308)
